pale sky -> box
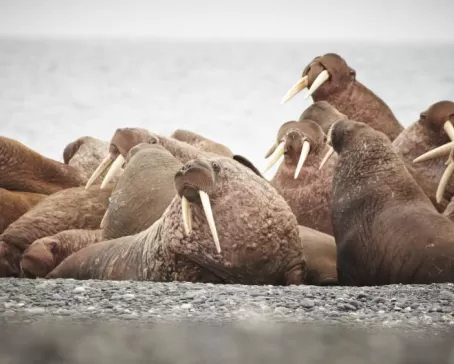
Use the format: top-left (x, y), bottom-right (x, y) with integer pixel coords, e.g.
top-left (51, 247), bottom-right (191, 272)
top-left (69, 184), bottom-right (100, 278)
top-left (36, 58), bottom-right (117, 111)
top-left (0, 0), bottom-right (453, 42)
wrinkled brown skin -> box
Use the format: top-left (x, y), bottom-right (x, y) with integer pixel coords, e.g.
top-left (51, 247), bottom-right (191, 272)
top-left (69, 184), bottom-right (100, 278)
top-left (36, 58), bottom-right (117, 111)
top-left (298, 225), bottom-right (337, 285)
top-left (301, 53), bottom-right (403, 141)
top-left (170, 129), bottom-right (234, 157)
top-left (300, 102), bottom-right (449, 212)
top-left (63, 136), bottom-right (110, 183)
top-left (102, 143), bottom-right (182, 240)
top-left (269, 120), bottom-right (336, 235)
top-left (393, 101), bottom-right (454, 206)
top-left (20, 229), bottom-right (104, 278)
top-left (0, 184), bottom-right (112, 277)
top-left (0, 188), bottom-right (45, 234)
top-left (47, 157), bottom-right (306, 285)
top-left (0, 136), bottom-right (85, 194)
top-left (331, 119), bottom-right (454, 285)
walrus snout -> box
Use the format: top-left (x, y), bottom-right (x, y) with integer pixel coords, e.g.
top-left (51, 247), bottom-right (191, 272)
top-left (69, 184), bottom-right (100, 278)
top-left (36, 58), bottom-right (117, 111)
top-left (85, 128), bottom-right (157, 190)
top-left (174, 158), bottom-right (222, 253)
top-left (21, 240), bottom-right (56, 278)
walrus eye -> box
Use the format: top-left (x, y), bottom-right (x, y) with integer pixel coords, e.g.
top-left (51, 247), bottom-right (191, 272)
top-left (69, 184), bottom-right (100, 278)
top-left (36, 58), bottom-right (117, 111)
top-left (420, 112), bottom-right (427, 120)
top-left (148, 136), bottom-right (158, 144)
top-left (350, 69), bottom-right (356, 78)
top-left (212, 162), bottom-right (220, 172)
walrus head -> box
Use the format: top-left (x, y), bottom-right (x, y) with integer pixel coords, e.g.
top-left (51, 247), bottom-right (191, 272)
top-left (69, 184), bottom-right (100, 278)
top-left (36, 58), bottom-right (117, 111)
top-left (412, 101), bottom-right (454, 202)
top-left (85, 128), bottom-right (159, 189)
top-left (281, 53), bottom-right (355, 103)
top-left (171, 156), bottom-right (306, 285)
top-left (20, 237), bottom-right (58, 278)
top-left (262, 120), bottom-right (326, 179)
top-left (298, 101), bottom-right (348, 133)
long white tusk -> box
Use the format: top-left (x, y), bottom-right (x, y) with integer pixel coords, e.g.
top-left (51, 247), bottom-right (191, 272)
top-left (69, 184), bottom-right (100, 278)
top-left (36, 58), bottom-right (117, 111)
top-left (199, 190), bottom-right (221, 254)
top-left (304, 70), bottom-right (330, 100)
top-left (413, 141), bottom-right (454, 163)
top-left (100, 210), bottom-right (108, 229)
top-left (280, 75), bottom-right (309, 104)
top-left (85, 156), bottom-right (113, 189)
top-left (294, 140), bottom-right (311, 179)
top-left (444, 121), bottom-right (454, 141)
top-left (100, 155), bottom-right (125, 190)
top-left (181, 196), bottom-right (192, 236)
top-left (319, 146), bottom-right (335, 170)
top-left (436, 160), bottom-right (454, 203)
top-left (262, 141), bottom-right (285, 175)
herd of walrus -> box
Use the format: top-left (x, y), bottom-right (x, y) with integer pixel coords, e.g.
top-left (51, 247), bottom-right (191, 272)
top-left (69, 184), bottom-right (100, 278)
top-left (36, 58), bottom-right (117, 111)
top-left (1, 52), bottom-right (454, 287)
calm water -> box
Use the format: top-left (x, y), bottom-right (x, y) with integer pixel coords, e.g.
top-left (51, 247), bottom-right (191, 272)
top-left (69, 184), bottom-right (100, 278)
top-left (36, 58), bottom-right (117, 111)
top-left (0, 38), bottom-right (453, 172)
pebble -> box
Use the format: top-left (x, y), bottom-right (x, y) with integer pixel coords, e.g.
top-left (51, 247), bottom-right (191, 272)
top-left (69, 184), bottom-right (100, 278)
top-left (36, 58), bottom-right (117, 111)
top-left (0, 279), bottom-right (451, 331)
top-left (73, 286), bottom-right (86, 294)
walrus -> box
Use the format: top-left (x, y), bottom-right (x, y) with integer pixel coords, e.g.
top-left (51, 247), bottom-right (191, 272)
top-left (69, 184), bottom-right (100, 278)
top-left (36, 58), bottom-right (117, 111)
top-left (86, 127), bottom-right (263, 189)
top-left (101, 143), bottom-right (182, 240)
top-left (0, 188), bottom-right (45, 234)
top-left (281, 53), bottom-right (403, 141)
top-left (0, 184), bottom-right (112, 277)
top-left (396, 101), bottom-right (454, 205)
top-left (170, 129), bottom-right (234, 157)
top-left (63, 136), bottom-right (111, 183)
top-left (301, 102), bottom-right (449, 212)
top-left (0, 136), bottom-right (86, 194)
top-left (20, 229), bottom-right (104, 278)
top-left (263, 120), bottom-right (335, 235)
top-left (47, 156), bottom-right (306, 285)
top-left (298, 225), bottom-right (337, 286)
top-left (328, 118), bottom-right (454, 285)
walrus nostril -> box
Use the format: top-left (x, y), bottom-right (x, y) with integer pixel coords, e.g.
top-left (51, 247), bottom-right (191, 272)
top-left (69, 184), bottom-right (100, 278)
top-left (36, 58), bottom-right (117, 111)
top-left (181, 163), bottom-right (192, 172)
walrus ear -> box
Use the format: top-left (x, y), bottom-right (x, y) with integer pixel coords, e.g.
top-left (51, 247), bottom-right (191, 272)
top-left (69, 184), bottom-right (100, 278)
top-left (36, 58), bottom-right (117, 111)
top-left (233, 155), bottom-right (264, 179)
top-left (63, 138), bottom-right (83, 164)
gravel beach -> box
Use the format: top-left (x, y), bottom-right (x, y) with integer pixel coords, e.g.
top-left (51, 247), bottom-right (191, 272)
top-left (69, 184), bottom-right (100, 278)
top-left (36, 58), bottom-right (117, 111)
top-left (0, 279), bottom-right (453, 363)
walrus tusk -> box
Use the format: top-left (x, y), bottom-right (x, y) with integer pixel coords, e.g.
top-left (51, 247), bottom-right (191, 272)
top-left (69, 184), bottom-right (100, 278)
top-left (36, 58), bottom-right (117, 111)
top-left (181, 196), bottom-right (192, 235)
top-left (262, 141), bottom-right (285, 174)
top-left (199, 190), bottom-right (221, 254)
top-left (304, 70), bottom-right (330, 100)
top-left (264, 142), bottom-right (278, 159)
top-left (100, 155), bottom-right (126, 190)
top-left (280, 75), bottom-right (309, 104)
top-left (436, 158), bottom-right (454, 203)
top-left (444, 120), bottom-right (454, 141)
top-left (100, 210), bottom-right (108, 229)
top-left (413, 141), bottom-right (454, 163)
top-left (85, 156), bottom-right (113, 189)
top-left (294, 140), bottom-right (311, 179)
top-left (319, 146), bottom-right (335, 170)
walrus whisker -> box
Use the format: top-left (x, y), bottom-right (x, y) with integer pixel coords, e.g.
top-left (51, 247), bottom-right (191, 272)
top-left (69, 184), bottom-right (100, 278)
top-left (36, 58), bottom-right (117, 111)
top-left (436, 158), bottom-right (454, 203)
top-left (100, 155), bottom-right (125, 190)
top-left (85, 155), bottom-right (113, 189)
top-left (199, 190), bottom-right (221, 254)
top-left (319, 146), bottom-right (335, 170)
top-left (413, 141), bottom-right (454, 164)
top-left (444, 120), bottom-right (454, 141)
top-left (181, 196), bottom-right (193, 236)
top-left (262, 141), bottom-right (285, 174)
top-left (304, 70), bottom-right (330, 100)
top-left (280, 75), bottom-right (309, 104)
top-left (294, 140), bottom-right (311, 179)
